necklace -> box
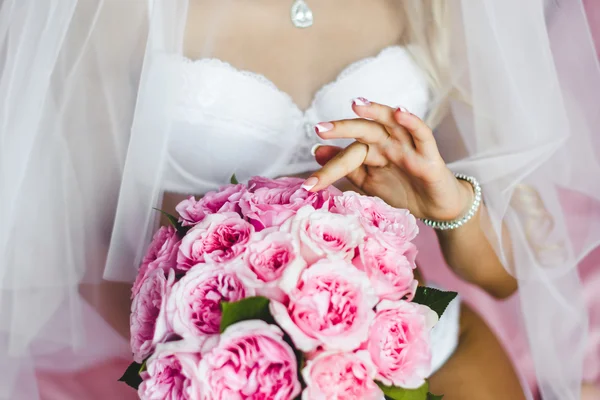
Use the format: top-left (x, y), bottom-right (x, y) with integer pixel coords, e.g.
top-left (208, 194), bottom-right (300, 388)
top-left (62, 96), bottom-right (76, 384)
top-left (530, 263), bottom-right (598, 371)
top-left (290, 0), bottom-right (313, 28)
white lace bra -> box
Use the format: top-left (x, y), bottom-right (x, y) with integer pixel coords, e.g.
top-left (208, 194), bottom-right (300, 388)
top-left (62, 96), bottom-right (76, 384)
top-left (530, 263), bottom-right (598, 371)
top-left (162, 46), bottom-right (431, 193)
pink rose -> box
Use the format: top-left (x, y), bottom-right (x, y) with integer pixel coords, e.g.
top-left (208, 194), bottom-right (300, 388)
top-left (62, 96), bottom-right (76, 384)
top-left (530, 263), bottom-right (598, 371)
top-left (139, 338), bottom-right (214, 400)
top-left (232, 228), bottom-right (307, 300)
top-left (366, 300), bottom-right (438, 389)
top-left (301, 351), bottom-right (383, 400)
top-left (240, 177), bottom-right (341, 230)
top-left (334, 191), bottom-right (418, 245)
top-left (248, 176), bottom-right (305, 191)
top-left (270, 259), bottom-right (377, 352)
top-left (248, 176), bottom-right (341, 198)
top-left (176, 184), bottom-right (246, 226)
top-left (130, 269), bottom-right (175, 363)
top-left (133, 226), bottom-right (181, 298)
top-left (176, 213), bottom-right (253, 270)
top-left (354, 234), bottom-right (418, 301)
top-left (197, 320), bottom-right (301, 400)
top-left (284, 206), bottom-right (365, 264)
top-left (161, 264), bottom-right (253, 339)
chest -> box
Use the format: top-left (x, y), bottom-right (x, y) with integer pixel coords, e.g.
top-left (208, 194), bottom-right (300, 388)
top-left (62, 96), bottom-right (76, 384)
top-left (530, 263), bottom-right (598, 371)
top-left (183, 0), bottom-right (406, 109)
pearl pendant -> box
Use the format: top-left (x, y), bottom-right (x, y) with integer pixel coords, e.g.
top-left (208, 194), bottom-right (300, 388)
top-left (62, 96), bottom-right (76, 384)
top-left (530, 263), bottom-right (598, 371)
top-left (291, 0), bottom-right (313, 29)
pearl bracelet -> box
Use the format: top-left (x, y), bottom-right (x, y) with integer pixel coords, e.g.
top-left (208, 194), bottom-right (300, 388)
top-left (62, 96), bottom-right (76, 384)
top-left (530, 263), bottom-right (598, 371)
top-left (420, 173), bottom-right (482, 231)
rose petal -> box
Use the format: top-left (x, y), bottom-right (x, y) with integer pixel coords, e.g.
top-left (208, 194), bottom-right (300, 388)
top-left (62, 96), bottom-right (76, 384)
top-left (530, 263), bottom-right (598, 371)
top-left (269, 300), bottom-right (321, 352)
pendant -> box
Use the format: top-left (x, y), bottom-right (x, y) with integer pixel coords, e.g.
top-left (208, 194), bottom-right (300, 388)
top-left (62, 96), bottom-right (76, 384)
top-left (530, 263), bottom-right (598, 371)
top-left (291, 0), bottom-right (313, 29)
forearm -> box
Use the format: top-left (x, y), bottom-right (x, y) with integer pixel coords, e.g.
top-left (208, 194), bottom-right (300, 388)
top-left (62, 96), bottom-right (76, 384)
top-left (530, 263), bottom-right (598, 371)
top-left (324, 178), bottom-right (517, 298)
top-left (436, 203), bottom-right (517, 299)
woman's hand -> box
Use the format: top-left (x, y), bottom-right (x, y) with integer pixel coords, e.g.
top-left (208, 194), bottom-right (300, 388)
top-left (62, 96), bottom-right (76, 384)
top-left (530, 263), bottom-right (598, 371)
top-left (304, 97), bottom-right (472, 221)
top-left (305, 98), bottom-right (517, 299)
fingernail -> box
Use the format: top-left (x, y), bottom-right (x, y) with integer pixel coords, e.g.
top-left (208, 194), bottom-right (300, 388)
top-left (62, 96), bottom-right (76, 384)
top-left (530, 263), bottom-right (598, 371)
top-left (310, 143), bottom-right (322, 156)
top-left (352, 97), bottom-right (371, 107)
top-left (314, 122), bottom-right (333, 134)
top-left (301, 176), bottom-right (319, 191)
top-left (396, 106), bottom-right (410, 113)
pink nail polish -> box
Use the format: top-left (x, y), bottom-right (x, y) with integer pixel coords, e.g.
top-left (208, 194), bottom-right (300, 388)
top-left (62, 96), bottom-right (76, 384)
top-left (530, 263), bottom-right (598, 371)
top-left (352, 97), bottom-right (371, 106)
top-left (301, 176), bottom-right (319, 191)
top-left (396, 106), bottom-right (410, 113)
top-left (314, 122), bottom-right (334, 134)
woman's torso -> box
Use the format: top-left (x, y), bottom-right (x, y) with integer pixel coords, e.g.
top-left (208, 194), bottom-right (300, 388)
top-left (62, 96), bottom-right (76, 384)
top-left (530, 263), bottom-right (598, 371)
top-left (153, 1), bottom-right (459, 377)
top-left (161, 0), bottom-right (431, 193)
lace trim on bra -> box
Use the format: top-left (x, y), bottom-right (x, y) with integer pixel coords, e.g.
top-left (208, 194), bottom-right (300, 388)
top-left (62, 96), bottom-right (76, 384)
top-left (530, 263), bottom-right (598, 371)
top-left (310, 46), bottom-right (410, 111)
top-left (177, 45), bottom-right (409, 115)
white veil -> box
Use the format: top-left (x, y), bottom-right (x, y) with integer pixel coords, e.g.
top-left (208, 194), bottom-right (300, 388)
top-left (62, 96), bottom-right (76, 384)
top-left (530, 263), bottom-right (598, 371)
top-left (1, 1), bottom-right (600, 399)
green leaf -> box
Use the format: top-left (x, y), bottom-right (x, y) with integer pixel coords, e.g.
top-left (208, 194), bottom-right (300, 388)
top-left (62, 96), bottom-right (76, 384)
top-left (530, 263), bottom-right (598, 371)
top-left (153, 208), bottom-right (190, 236)
top-left (230, 174), bottom-right (239, 184)
top-left (219, 296), bottom-right (274, 333)
top-left (378, 381), bottom-right (429, 400)
top-left (427, 393), bottom-right (444, 400)
top-left (118, 361), bottom-right (143, 390)
top-left (153, 208), bottom-right (179, 228)
top-left (412, 286), bottom-right (458, 318)
top-left (139, 360), bottom-right (147, 374)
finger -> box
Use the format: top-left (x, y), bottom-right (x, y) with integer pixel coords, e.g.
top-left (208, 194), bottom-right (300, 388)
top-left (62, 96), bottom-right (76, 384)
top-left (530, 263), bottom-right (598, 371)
top-left (351, 97), bottom-right (401, 129)
top-left (312, 144), bottom-right (342, 166)
top-left (303, 142), bottom-right (368, 192)
top-left (393, 107), bottom-right (439, 156)
top-left (315, 119), bottom-right (390, 147)
top-left (351, 97), bottom-right (414, 145)
top-left (312, 145), bottom-right (369, 190)
top-left (312, 142), bottom-right (388, 167)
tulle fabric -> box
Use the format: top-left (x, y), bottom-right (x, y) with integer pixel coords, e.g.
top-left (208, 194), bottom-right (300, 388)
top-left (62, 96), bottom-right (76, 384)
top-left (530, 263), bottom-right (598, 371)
top-left (1, 1), bottom-right (600, 400)
top-left (0, 1), bottom-right (147, 398)
top-left (579, 0), bottom-right (600, 388)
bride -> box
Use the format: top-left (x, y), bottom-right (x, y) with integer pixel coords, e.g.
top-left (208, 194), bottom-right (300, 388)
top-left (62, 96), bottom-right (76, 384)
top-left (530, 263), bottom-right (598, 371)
top-left (2, 1), bottom-right (600, 399)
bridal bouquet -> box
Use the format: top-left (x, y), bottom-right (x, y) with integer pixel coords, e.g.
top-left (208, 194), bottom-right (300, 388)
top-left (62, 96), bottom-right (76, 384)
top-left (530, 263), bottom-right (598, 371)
top-left (120, 176), bottom-right (456, 400)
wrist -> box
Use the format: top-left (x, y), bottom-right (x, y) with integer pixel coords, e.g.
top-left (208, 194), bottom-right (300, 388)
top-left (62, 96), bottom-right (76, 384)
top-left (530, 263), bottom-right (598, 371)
top-left (421, 173), bottom-right (482, 231)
